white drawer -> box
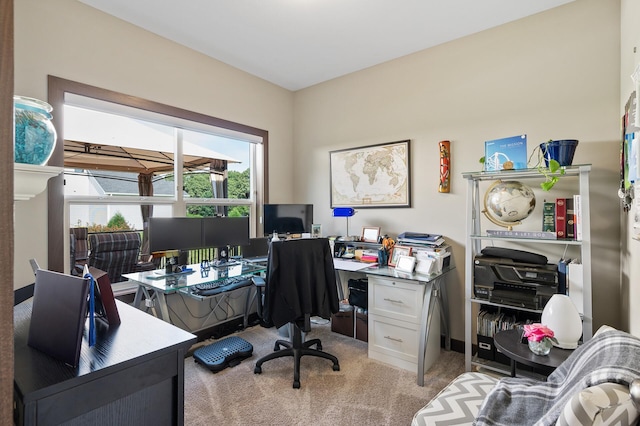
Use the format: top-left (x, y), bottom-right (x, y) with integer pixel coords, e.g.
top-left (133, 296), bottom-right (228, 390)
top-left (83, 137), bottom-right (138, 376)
top-left (368, 276), bottom-right (424, 323)
top-left (368, 313), bottom-right (419, 365)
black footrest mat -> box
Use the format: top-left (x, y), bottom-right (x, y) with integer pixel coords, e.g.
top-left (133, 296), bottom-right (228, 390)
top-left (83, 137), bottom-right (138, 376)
top-left (193, 336), bottom-right (253, 372)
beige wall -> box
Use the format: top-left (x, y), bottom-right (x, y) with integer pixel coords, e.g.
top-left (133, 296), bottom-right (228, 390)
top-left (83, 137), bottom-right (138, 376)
top-left (13, 0), bottom-right (295, 286)
top-left (293, 0), bottom-right (622, 342)
top-left (621, 0), bottom-right (640, 336)
top-left (15, 0), bottom-right (626, 344)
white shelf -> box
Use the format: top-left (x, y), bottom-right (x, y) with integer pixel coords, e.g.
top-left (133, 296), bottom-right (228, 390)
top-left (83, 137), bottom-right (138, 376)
top-left (462, 165), bottom-right (592, 372)
top-left (14, 163), bottom-right (63, 201)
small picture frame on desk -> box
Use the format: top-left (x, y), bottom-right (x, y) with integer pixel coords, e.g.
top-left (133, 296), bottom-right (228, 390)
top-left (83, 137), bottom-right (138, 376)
top-left (395, 255), bottom-right (416, 273)
top-left (311, 224), bottom-right (322, 238)
top-left (388, 245), bottom-right (412, 267)
top-left (361, 226), bottom-right (380, 243)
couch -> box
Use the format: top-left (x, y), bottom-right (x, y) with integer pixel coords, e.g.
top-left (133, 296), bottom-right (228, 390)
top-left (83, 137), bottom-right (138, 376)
top-left (413, 325), bottom-right (640, 426)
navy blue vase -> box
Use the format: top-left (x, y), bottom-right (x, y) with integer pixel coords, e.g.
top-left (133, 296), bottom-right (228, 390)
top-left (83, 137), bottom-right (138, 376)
top-left (540, 139), bottom-right (578, 167)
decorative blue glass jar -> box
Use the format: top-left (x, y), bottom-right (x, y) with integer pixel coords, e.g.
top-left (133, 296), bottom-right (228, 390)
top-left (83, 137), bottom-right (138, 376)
top-left (14, 95), bottom-right (57, 165)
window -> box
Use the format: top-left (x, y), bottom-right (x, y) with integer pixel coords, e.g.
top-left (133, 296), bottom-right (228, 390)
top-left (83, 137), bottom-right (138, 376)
top-left (48, 76), bottom-right (268, 270)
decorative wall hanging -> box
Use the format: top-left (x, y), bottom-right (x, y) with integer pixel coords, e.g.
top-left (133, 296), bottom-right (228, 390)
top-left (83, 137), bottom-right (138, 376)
top-left (438, 140), bottom-right (450, 193)
top-left (330, 140), bottom-right (410, 208)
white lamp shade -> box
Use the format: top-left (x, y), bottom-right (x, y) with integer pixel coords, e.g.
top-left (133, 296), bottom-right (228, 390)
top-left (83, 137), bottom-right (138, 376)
top-left (541, 294), bottom-right (582, 349)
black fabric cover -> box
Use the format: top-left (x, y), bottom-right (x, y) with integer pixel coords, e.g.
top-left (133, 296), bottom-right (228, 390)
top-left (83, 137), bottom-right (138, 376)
top-left (264, 238), bottom-right (339, 329)
top-left (480, 246), bottom-right (547, 265)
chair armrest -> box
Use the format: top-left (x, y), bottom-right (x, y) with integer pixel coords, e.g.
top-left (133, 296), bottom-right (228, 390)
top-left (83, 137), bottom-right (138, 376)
top-left (136, 261), bottom-right (156, 272)
top-left (251, 276), bottom-right (266, 287)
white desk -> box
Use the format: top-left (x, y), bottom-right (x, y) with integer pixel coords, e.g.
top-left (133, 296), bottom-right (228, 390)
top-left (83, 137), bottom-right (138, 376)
top-left (333, 259), bottom-right (453, 386)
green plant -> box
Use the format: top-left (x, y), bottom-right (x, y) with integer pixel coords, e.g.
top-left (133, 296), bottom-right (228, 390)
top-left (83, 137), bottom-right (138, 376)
top-left (528, 140), bottom-right (565, 191)
top-left (478, 140), bottom-right (565, 191)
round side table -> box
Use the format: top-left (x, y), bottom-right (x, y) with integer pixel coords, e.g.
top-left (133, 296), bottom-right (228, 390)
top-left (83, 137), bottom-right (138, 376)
top-left (494, 328), bottom-right (574, 377)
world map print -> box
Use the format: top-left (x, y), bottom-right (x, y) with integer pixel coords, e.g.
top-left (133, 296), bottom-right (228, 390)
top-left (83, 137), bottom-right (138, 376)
top-left (330, 141), bottom-right (410, 208)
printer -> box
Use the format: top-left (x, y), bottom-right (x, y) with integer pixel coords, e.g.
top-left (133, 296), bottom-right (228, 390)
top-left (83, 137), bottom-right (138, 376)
top-left (473, 248), bottom-right (558, 310)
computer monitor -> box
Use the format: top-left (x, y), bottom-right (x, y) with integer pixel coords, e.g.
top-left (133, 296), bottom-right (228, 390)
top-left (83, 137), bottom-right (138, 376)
top-left (240, 237), bottom-right (270, 261)
top-left (202, 216), bottom-right (251, 248)
top-left (263, 204), bottom-right (313, 236)
top-left (148, 217), bottom-right (203, 253)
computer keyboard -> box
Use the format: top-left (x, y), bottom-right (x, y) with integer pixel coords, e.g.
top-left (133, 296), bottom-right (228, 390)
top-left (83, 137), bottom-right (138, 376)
top-left (191, 276), bottom-right (253, 297)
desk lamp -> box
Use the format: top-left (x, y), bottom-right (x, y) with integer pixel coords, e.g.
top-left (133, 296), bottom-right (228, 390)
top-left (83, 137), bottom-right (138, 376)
top-left (333, 207), bottom-right (356, 240)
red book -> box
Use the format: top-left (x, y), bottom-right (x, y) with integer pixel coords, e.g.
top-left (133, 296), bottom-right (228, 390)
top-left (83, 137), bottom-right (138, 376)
top-left (555, 198), bottom-right (566, 239)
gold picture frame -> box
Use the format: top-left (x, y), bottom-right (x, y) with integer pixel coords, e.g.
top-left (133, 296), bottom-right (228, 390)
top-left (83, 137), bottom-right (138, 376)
top-left (361, 226), bottom-right (380, 243)
top-left (388, 245), bottom-right (412, 267)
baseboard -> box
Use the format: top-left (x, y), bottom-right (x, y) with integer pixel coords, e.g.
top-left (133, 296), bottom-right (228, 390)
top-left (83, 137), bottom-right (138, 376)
top-left (441, 335), bottom-right (465, 354)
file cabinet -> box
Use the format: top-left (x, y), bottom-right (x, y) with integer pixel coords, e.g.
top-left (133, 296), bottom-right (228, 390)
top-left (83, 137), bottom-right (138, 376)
top-left (367, 275), bottom-right (441, 374)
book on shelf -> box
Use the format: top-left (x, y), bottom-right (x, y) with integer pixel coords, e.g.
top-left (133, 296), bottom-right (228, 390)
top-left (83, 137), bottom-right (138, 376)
top-left (542, 201), bottom-right (555, 232)
top-left (574, 194), bottom-right (583, 241)
top-left (483, 134), bottom-right (527, 171)
top-left (555, 198), bottom-right (566, 239)
top-left (557, 258), bottom-right (570, 294)
top-left (485, 229), bottom-right (557, 239)
top-left (565, 197), bottom-right (575, 239)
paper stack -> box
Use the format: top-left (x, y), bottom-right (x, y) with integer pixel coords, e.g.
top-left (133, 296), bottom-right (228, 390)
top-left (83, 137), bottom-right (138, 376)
top-left (397, 232), bottom-right (445, 247)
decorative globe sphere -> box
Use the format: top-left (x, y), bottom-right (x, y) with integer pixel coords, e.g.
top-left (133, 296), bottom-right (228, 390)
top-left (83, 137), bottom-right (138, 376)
top-left (482, 180), bottom-right (536, 230)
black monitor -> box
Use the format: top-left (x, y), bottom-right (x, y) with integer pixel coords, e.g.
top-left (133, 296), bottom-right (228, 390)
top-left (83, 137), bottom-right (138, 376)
top-left (263, 204), bottom-right (313, 236)
top-left (148, 217), bottom-right (203, 253)
top-left (202, 216), bottom-right (251, 248)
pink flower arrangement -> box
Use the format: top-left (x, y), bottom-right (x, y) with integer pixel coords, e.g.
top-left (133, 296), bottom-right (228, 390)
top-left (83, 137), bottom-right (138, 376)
top-left (523, 323), bottom-right (555, 343)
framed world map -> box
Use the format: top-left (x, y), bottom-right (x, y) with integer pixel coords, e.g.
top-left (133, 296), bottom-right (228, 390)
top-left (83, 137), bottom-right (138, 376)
top-left (330, 140), bottom-right (411, 208)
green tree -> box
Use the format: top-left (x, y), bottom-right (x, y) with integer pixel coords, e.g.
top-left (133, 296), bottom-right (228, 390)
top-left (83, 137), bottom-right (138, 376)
top-left (182, 169), bottom-right (251, 217)
top-left (106, 212), bottom-right (131, 230)
top-left (228, 169), bottom-right (250, 199)
top-left (184, 173), bottom-right (215, 217)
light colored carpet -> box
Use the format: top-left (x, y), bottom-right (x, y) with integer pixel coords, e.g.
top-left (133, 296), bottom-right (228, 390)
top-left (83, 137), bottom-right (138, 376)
top-left (184, 322), bottom-right (464, 426)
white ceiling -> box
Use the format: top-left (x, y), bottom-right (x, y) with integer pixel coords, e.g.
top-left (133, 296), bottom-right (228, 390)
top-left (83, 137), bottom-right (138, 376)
top-left (79, 0), bottom-right (575, 91)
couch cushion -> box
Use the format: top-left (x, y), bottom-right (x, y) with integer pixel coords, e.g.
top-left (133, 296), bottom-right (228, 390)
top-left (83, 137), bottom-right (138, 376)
top-left (412, 372), bottom-right (499, 426)
top-left (557, 382), bottom-right (640, 426)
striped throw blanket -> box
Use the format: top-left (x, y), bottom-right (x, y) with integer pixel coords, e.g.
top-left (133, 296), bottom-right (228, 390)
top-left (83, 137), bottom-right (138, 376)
top-left (474, 326), bottom-right (640, 426)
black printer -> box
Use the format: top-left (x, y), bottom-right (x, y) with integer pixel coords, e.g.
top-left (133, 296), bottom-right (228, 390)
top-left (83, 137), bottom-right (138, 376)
top-left (473, 247), bottom-right (558, 310)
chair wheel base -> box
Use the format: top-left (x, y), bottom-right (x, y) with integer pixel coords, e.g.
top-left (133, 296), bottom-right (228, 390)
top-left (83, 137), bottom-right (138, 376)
top-left (333, 364), bottom-right (340, 371)
top-left (293, 380), bottom-right (300, 389)
top-left (254, 366), bottom-right (262, 374)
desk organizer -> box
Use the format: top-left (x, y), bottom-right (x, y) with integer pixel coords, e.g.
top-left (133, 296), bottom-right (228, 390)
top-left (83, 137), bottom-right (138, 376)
top-left (193, 336), bottom-right (253, 372)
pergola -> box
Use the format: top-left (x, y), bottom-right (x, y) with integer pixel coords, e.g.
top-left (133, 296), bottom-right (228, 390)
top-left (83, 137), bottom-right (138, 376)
top-left (63, 108), bottom-right (241, 254)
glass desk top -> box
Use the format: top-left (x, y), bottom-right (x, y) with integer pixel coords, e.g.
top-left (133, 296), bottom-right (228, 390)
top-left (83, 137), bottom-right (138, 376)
top-left (334, 261), bottom-right (455, 283)
top-left (123, 261), bottom-right (267, 293)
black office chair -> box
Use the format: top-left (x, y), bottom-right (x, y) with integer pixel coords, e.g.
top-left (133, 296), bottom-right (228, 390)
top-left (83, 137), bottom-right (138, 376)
top-left (254, 238), bottom-right (340, 388)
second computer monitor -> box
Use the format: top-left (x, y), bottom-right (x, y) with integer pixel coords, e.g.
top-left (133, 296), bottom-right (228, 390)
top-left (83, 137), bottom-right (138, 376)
top-left (202, 216), bottom-right (250, 249)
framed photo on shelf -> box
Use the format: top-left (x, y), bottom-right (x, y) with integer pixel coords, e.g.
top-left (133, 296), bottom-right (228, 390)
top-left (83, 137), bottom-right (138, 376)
top-left (311, 224), bottom-right (322, 238)
top-left (388, 245), bottom-right (412, 267)
top-left (361, 226), bottom-right (380, 243)
top-left (330, 140), bottom-right (411, 208)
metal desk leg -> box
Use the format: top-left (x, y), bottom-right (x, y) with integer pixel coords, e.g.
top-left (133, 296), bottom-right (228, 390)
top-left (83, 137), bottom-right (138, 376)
top-left (156, 291), bottom-right (170, 322)
top-left (417, 283), bottom-right (434, 387)
top-left (435, 279), bottom-right (450, 351)
top-left (335, 270), bottom-right (344, 301)
top-left (417, 275), bottom-right (449, 387)
top-left (133, 285), bottom-right (144, 310)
